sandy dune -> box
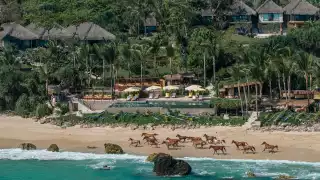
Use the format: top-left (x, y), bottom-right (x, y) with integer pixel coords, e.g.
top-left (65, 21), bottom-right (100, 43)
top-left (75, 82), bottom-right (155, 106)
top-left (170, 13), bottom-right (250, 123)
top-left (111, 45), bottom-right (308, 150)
top-left (0, 115), bottom-right (319, 162)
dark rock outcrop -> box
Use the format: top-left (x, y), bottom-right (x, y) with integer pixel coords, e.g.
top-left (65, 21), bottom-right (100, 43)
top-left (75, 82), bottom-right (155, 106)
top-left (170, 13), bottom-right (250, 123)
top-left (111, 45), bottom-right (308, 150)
top-left (47, 144), bottom-right (59, 152)
top-left (104, 143), bottom-right (124, 154)
top-left (19, 143), bottom-right (37, 150)
top-left (152, 153), bottom-right (192, 176)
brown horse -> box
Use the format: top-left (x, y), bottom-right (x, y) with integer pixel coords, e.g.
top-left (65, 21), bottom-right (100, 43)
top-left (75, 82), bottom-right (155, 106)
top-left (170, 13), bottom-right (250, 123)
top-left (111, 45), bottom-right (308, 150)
top-left (242, 145), bottom-right (256, 154)
top-left (232, 140), bottom-right (249, 150)
top-left (261, 142), bottom-right (278, 153)
top-left (209, 145), bottom-right (227, 155)
top-left (192, 140), bottom-right (207, 149)
top-left (176, 134), bottom-right (188, 142)
top-left (212, 139), bottom-right (226, 145)
top-left (203, 134), bottom-right (217, 143)
top-left (166, 137), bottom-right (180, 143)
top-left (143, 137), bottom-right (158, 145)
top-left (141, 133), bottom-right (158, 138)
top-left (162, 141), bottom-right (179, 149)
top-left (128, 138), bottom-right (141, 147)
top-left (188, 137), bottom-right (202, 141)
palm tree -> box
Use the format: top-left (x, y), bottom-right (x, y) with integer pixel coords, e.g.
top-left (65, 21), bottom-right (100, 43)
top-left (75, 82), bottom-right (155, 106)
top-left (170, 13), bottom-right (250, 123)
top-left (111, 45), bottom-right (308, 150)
top-left (131, 43), bottom-right (151, 87)
top-left (145, 35), bottom-right (162, 76)
top-left (228, 64), bottom-right (244, 116)
top-left (119, 43), bottom-right (133, 78)
top-left (296, 52), bottom-right (315, 110)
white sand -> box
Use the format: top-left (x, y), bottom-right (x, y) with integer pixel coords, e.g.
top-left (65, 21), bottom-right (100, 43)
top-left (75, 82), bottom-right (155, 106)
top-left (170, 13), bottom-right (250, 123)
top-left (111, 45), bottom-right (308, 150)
top-left (0, 115), bottom-right (319, 162)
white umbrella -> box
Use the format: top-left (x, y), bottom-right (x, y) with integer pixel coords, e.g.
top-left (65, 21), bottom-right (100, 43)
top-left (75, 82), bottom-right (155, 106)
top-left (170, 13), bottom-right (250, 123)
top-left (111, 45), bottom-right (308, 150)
top-left (185, 85), bottom-right (202, 91)
top-left (123, 87), bottom-right (141, 92)
top-left (145, 86), bottom-right (162, 91)
top-left (163, 85), bottom-right (179, 91)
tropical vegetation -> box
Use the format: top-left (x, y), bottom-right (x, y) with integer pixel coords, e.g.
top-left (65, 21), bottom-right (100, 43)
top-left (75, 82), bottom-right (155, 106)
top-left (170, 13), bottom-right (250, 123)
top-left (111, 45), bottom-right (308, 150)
top-left (0, 0), bottom-right (320, 124)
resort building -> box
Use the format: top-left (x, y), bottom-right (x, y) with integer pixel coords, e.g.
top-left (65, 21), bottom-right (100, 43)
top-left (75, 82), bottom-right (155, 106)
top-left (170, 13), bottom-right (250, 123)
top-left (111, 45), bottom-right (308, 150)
top-left (283, 0), bottom-right (319, 28)
top-left (256, 0), bottom-right (284, 34)
top-left (227, 0), bottom-right (257, 34)
top-left (144, 15), bottom-right (158, 34)
top-left (0, 22), bottom-right (39, 49)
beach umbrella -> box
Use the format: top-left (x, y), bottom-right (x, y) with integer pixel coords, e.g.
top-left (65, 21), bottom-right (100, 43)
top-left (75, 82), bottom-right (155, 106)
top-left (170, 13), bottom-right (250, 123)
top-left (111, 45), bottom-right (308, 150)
top-left (163, 85), bottom-right (179, 91)
top-left (123, 87), bottom-right (141, 92)
top-left (145, 86), bottom-right (162, 91)
top-left (185, 85), bottom-right (203, 91)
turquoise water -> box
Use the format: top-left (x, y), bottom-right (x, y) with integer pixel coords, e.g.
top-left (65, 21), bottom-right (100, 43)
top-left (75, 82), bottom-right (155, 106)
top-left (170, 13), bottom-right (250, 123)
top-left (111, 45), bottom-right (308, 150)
top-left (0, 149), bottom-right (319, 180)
top-left (110, 101), bottom-right (210, 108)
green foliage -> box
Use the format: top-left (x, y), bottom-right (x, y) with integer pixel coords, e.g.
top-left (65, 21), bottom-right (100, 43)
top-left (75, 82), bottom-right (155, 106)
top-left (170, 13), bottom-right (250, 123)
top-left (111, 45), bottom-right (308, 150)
top-left (210, 98), bottom-right (241, 109)
top-left (259, 110), bottom-right (320, 126)
top-left (50, 111), bottom-right (246, 127)
top-left (55, 103), bottom-right (69, 115)
top-left (15, 94), bottom-right (32, 117)
top-left (35, 103), bottom-right (52, 118)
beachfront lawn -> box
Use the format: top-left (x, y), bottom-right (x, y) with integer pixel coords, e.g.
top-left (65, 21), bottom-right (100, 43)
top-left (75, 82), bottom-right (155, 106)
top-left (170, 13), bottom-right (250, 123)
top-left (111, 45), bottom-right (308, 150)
top-left (259, 110), bottom-right (320, 126)
top-left (49, 111), bottom-right (247, 127)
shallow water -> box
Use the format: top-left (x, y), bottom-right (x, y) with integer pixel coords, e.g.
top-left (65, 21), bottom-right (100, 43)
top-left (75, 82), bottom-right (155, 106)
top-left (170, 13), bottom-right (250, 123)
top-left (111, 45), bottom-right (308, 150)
top-left (0, 149), bottom-right (319, 180)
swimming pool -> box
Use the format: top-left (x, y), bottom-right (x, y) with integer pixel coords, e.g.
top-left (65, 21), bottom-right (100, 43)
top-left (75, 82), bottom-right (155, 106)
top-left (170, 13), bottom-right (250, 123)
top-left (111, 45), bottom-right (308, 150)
top-left (109, 101), bottom-right (211, 108)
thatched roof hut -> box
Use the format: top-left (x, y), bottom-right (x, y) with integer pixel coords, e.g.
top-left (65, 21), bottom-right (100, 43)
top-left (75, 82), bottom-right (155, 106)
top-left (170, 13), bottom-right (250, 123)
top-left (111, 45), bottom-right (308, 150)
top-left (283, 0), bottom-right (319, 15)
top-left (0, 22), bottom-right (39, 40)
top-left (256, 0), bottom-right (284, 13)
top-left (66, 22), bottom-right (116, 41)
top-left (227, 1), bottom-right (257, 15)
top-left (144, 14), bottom-right (157, 27)
top-left (26, 23), bottom-right (73, 40)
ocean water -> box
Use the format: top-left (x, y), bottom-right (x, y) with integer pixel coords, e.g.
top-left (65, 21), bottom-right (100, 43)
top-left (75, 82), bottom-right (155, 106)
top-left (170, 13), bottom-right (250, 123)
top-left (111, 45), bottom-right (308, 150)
top-left (0, 149), bottom-right (319, 180)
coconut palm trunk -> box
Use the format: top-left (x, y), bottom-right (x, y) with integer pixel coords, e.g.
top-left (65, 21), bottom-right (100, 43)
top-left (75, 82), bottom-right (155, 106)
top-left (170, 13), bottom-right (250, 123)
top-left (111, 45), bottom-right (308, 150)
top-left (269, 79), bottom-right (272, 100)
top-left (243, 85), bottom-right (248, 114)
top-left (306, 74), bottom-right (310, 112)
top-left (288, 75), bottom-right (291, 101)
top-left (238, 81), bottom-right (244, 116)
top-left (255, 83), bottom-right (258, 113)
top-left (278, 73), bottom-right (282, 99)
top-left (282, 73), bottom-right (287, 102)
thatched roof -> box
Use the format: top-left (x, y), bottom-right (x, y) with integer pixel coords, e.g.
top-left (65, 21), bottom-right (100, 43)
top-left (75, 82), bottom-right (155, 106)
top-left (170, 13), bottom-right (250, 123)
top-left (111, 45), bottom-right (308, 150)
top-left (26, 23), bottom-right (73, 40)
top-left (227, 1), bottom-right (257, 15)
top-left (163, 73), bottom-right (195, 81)
top-left (0, 22), bottom-right (39, 40)
top-left (284, 0), bottom-right (319, 15)
top-left (256, 0), bottom-right (284, 13)
top-left (201, 9), bottom-right (214, 17)
top-left (66, 22), bottom-right (116, 41)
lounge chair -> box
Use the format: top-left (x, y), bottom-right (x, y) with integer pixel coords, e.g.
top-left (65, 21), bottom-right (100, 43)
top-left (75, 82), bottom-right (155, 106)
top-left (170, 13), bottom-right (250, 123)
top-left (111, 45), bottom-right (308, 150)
top-left (132, 95), bottom-right (139, 101)
top-left (165, 92), bottom-right (170, 98)
top-left (171, 93), bottom-right (176, 98)
top-left (126, 95), bottom-right (132, 101)
top-left (154, 94), bottom-right (160, 99)
top-left (199, 95), bottom-right (203, 101)
top-left (148, 93), bottom-right (154, 99)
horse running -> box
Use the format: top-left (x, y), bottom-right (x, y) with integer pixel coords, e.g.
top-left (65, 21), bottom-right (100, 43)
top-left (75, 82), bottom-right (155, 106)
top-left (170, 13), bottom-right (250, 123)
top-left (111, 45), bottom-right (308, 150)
top-left (176, 134), bottom-right (188, 142)
top-left (242, 145), bottom-right (256, 154)
top-left (166, 137), bottom-right (180, 143)
top-left (162, 141), bottom-right (179, 150)
top-left (261, 142), bottom-right (278, 153)
top-left (212, 139), bottom-right (226, 145)
top-left (141, 133), bottom-right (158, 138)
top-left (232, 140), bottom-right (249, 150)
top-left (128, 138), bottom-right (141, 147)
top-left (188, 137), bottom-right (202, 141)
top-left (203, 134), bottom-right (217, 143)
top-left (209, 145), bottom-right (227, 155)
top-left (143, 137), bottom-right (158, 145)
top-left (192, 140), bottom-right (207, 149)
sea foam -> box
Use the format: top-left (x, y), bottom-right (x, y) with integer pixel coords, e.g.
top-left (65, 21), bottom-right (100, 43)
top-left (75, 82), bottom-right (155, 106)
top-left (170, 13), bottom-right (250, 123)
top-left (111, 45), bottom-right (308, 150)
top-left (1, 148), bottom-right (320, 167)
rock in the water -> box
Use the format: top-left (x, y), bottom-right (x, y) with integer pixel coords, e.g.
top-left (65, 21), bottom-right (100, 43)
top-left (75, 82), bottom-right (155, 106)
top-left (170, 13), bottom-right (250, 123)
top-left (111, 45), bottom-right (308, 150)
top-left (19, 143), bottom-right (37, 150)
top-left (104, 143), bottom-right (124, 154)
top-left (276, 175), bottom-right (295, 179)
top-left (247, 171), bottom-right (256, 177)
top-left (153, 153), bottom-right (192, 176)
top-left (47, 144), bottom-right (59, 152)
top-left (146, 153), bottom-right (168, 162)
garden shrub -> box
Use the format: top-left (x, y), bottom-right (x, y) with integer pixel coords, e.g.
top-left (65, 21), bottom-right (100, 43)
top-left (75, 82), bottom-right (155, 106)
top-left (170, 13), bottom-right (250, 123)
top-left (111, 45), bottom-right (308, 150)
top-left (15, 94), bottom-right (31, 117)
top-left (36, 103), bottom-right (52, 118)
top-left (56, 102), bottom-right (69, 115)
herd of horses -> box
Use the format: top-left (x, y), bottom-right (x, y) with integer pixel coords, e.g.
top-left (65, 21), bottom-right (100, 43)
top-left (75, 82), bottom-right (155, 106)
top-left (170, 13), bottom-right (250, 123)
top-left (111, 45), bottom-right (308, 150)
top-left (128, 133), bottom-right (279, 155)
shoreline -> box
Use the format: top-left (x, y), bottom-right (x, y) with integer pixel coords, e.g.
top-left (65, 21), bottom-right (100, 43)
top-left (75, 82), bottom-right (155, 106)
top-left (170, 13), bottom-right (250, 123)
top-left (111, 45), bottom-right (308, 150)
top-left (0, 115), bottom-right (320, 162)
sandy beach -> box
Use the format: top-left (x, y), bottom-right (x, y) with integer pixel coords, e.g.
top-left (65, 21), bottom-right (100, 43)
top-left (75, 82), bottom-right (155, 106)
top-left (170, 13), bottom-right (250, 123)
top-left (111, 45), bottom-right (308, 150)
top-left (0, 115), bottom-right (319, 162)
